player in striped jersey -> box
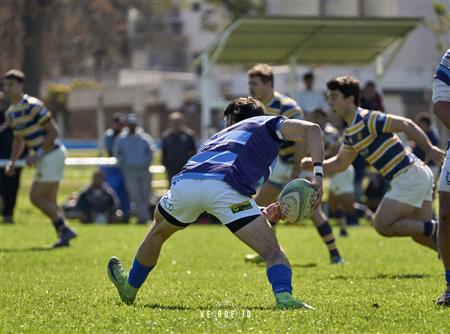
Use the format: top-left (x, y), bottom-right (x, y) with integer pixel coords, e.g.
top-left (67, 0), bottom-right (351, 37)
top-left (3, 69), bottom-right (77, 248)
top-left (303, 76), bottom-right (444, 252)
top-left (245, 64), bottom-right (343, 264)
top-left (432, 48), bottom-right (450, 306)
top-left (107, 97), bottom-right (324, 309)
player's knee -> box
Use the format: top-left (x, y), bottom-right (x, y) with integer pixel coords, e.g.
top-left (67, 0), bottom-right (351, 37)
top-left (439, 207), bottom-right (450, 227)
top-left (29, 192), bottom-right (41, 207)
top-left (374, 221), bottom-right (392, 237)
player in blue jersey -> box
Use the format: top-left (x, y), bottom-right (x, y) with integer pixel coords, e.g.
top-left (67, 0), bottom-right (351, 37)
top-left (107, 97), bottom-right (325, 309)
top-left (432, 48), bottom-right (450, 306)
top-left (303, 76), bottom-right (444, 253)
top-left (3, 70), bottom-right (77, 248)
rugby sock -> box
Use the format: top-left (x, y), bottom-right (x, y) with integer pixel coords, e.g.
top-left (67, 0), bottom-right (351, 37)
top-left (267, 264), bottom-right (292, 294)
top-left (128, 258), bottom-right (154, 289)
top-left (423, 220), bottom-right (438, 237)
top-left (329, 209), bottom-right (344, 219)
top-left (354, 203), bottom-right (375, 221)
top-left (52, 217), bottom-right (67, 233)
top-left (345, 213), bottom-right (359, 226)
top-left (446, 270), bottom-right (450, 286)
top-left (316, 221), bottom-right (340, 257)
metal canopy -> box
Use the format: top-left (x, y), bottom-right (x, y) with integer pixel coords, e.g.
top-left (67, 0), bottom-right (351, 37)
top-left (203, 16), bottom-right (422, 66)
top-left (197, 16), bottom-right (422, 139)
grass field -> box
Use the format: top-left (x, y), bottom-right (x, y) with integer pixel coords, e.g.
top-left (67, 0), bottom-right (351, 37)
top-left (1, 153), bottom-right (449, 333)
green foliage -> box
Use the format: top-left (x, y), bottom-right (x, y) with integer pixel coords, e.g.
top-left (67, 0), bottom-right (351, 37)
top-left (427, 2), bottom-right (450, 52)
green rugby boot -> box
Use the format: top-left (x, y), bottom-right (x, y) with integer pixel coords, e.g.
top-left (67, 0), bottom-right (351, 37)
top-left (275, 292), bottom-right (315, 310)
top-left (107, 256), bottom-right (138, 304)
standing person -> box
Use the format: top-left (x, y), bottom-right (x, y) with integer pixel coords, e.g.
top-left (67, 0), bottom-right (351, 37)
top-left (3, 69), bottom-right (77, 247)
top-left (294, 71), bottom-right (329, 119)
top-left (103, 112), bottom-right (125, 157)
top-left (303, 76), bottom-right (444, 253)
top-left (107, 97), bottom-right (324, 309)
top-left (102, 112), bottom-right (129, 222)
top-left (412, 112), bottom-right (441, 178)
top-left (432, 48), bottom-right (450, 306)
top-left (161, 112), bottom-right (196, 182)
top-left (360, 81), bottom-right (385, 112)
top-left (246, 64), bottom-right (343, 264)
top-left (0, 91), bottom-right (26, 224)
top-left (114, 113), bottom-right (155, 224)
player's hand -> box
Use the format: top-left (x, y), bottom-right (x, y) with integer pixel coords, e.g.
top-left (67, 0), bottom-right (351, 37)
top-left (301, 157), bottom-right (313, 171)
top-left (5, 161), bottom-right (16, 177)
top-left (425, 145), bottom-right (445, 167)
top-left (26, 155), bottom-right (40, 167)
top-left (262, 202), bottom-right (285, 222)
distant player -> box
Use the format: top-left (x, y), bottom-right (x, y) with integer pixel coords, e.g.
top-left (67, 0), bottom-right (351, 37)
top-left (303, 76), bottom-right (444, 253)
top-left (245, 64), bottom-right (343, 264)
top-left (310, 108), bottom-right (374, 237)
top-left (107, 97), bottom-right (324, 309)
top-left (432, 48), bottom-right (450, 306)
top-left (3, 69), bottom-right (77, 248)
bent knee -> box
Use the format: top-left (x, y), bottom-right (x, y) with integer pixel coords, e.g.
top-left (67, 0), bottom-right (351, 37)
top-left (374, 221), bottom-right (393, 237)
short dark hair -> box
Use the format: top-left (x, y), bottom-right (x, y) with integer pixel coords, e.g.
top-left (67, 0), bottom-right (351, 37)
top-left (312, 108), bottom-right (327, 117)
top-left (248, 63), bottom-right (274, 86)
top-left (224, 97), bottom-right (266, 123)
top-left (365, 80), bottom-right (376, 88)
top-left (326, 76), bottom-right (360, 106)
top-left (4, 69), bottom-right (25, 83)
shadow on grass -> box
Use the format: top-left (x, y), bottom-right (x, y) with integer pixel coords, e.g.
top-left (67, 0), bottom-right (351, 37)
top-left (372, 273), bottom-right (432, 280)
top-left (254, 262), bottom-right (317, 269)
top-left (141, 303), bottom-right (274, 311)
top-left (0, 245), bottom-right (64, 253)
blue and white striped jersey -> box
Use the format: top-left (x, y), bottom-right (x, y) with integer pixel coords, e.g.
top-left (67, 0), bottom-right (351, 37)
top-left (173, 116), bottom-right (285, 196)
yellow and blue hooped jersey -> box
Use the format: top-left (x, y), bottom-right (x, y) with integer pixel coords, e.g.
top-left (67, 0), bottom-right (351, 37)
top-left (265, 91), bottom-right (304, 163)
top-left (342, 108), bottom-right (415, 181)
top-left (6, 94), bottom-right (52, 153)
top-left (435, 48), bottom-right (450, 86)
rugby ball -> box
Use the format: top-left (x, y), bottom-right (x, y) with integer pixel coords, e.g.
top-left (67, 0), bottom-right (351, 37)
top-left (278, 178), bottom-right (316, 223)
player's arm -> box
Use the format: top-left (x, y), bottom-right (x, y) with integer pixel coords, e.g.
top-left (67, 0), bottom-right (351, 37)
top-left (301, 146), bottom-right (357, 175)
top-left (39, 118), bottom-right (60, 152)
top-left (280, 119), bottom-right (324, 166)
top-left (291, 141), bottom-right (308, 180)
top-left (386, 115), bottom-right (444, 165)
top-left (433, 101), bottom-right (450, 129)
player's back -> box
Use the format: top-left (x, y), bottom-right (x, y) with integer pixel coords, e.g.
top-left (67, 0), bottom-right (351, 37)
top-left (174, 115), bottom-right (284, 196)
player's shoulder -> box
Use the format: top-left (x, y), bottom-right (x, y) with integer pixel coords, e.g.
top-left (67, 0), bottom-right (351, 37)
top-left (275, 92), bottom-right (300, 110)
top-left (23, 94), bottom-right (44, 107)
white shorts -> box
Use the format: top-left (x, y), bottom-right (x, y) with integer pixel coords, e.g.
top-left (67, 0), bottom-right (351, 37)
top-left (33, 146), bottom-right (66, 182)
top-left (432, 78), bottom-right (450, 103)
top-left (158, 179), bottom-right (261, 232)
top-left (329, 166), bottom-right (355, 195)
top-left (438, 145), bottom-right (450, 192)
top-left (268, 159), bottom-right (292, 188)
top-left (385, 160), bottom-right (434, 208)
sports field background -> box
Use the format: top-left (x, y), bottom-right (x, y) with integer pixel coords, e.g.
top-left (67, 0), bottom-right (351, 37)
top-left (1, 150), bottom-right (449, 333)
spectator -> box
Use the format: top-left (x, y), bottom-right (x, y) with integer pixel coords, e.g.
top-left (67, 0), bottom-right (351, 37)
top-left (412, 112), bottom-right (441, 178)
top-left (114, 114), bottom-right (155, 224)
top-left (0, 91), bottom-right (26, 224)
top-left (360, 81), bottom-right (385, 112)
top-left (294, 71), bottom-right (328, 119)
top-left (103, 112), bottom-right (125, 157)
top-left (76, 169), bottom-right (122, 224)
top-left (101, 112), bottom-right (129, 220)
top-left (161, 112), bottom-right (196, 182)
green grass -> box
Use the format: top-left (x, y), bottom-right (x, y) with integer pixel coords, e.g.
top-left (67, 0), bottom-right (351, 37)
top-left (1, 151), bottom-right (449, 333)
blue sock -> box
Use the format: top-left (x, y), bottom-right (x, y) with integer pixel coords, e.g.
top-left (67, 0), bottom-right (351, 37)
top-left (266, 264), bottom-right (292, 294)
top-left (446, 270), bottom-right (450, 286)
top-left (128, 258), bottom-right (154, 289)
top-left (52, 218), bottom-right (66, 233)
top-left (345, 214), bottom-right (359, 226)
top-left (423, 220), bottom-right (437, 236)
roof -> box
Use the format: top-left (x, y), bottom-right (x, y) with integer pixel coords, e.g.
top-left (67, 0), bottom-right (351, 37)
top-left (201, 16), bottom-right (422, 65)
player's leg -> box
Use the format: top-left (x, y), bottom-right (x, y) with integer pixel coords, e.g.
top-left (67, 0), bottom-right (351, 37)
top-left (436, 140), bottom-right (450, 305)
top-left (107, 179), bottom-right (200, 304)
top-left (375, 162), bottom-right (437, 248)
top-left (30, 181), bottom-right (77, 247)
top-left (232, 214), bottom-right (313, 309)
top-left (311, 205), bottom-right (343, 264)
